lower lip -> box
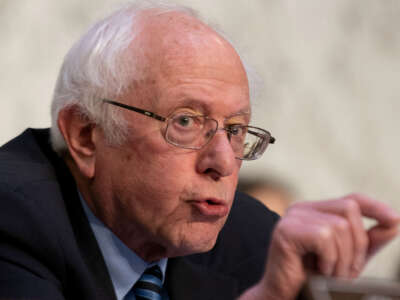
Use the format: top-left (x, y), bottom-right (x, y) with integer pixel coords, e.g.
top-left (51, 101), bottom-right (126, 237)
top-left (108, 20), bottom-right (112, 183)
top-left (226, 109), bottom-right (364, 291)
top-left (191, 201), bottom-right (229, 217)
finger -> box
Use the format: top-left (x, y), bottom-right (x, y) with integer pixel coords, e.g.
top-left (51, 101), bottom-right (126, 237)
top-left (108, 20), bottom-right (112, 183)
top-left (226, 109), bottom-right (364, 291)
top-left (344, 193), bottom-right (400, 227)
top-left (289, 209), bottom-right (348, 276)
top-left (309, 222), bottom-right (339, 276)
top-left (367, 223), bottom-right (399, 257)
top-left (342, 194), bottom-right (400, 262)
top-left (274, 210), bottom-right (338, 276)
top-left (298, 197), bottom-right (369, 277)
top-left (299, 193), bottom-right (400, 227)
top-left (307, 211), bottom-right (354, 278)
top-left (325, 214), bottom-right (354, 278)
top-left (331, 197), bottom-right (369, 277)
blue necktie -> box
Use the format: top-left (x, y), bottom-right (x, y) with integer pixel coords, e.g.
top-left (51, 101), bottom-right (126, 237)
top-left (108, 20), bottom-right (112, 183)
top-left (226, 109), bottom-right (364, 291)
top-left (131, 265), bottom-right (163, 300)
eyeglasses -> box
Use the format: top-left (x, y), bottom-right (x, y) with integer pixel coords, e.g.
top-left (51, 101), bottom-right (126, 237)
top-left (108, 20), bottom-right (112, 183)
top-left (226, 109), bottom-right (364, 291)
top-left (103, 99), bottom-right (275, 160)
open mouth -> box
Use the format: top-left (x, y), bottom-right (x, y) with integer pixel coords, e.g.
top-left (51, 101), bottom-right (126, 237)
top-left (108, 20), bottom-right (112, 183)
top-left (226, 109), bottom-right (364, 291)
top-left (206, 199), bottom-right (218, 205)
top-left (190, 198), bottom-right (229, 217)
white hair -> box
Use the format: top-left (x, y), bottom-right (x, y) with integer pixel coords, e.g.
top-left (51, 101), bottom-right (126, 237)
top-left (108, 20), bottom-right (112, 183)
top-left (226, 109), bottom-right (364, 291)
top-left (50, 0), bottom-right (259, 154)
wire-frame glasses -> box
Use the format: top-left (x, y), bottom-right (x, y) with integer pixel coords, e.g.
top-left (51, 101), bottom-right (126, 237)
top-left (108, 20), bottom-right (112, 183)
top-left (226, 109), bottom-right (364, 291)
top-left (103, 99), bottom-right (275, 160)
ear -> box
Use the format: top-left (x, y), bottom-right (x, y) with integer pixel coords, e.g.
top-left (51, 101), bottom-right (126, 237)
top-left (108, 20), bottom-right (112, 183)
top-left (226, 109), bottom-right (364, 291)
top-left (57, 106), bottom-right (97, 179)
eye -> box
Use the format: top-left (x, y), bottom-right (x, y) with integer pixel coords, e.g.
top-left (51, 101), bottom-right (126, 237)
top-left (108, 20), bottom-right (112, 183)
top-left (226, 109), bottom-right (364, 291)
top-left (176, 115), bottom-right (193, 127)
top-left (171, 113), bottom-right (203, 131)
top-left (227, 124), bottom-right (245, 136)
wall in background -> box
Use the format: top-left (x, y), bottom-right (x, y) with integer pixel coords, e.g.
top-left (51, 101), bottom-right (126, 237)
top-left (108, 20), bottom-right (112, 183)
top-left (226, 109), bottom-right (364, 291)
top-left (1, 0), bottom-right (399, 279)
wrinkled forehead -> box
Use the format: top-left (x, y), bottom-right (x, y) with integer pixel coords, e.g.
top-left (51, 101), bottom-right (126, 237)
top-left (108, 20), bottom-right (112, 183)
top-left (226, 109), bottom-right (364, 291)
top-left (124, 11), bottom-right (250, 113)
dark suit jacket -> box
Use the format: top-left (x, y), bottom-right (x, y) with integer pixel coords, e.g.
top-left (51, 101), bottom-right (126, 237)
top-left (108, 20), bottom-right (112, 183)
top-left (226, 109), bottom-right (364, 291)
top-left (0, 129), bottom-right (279, 300)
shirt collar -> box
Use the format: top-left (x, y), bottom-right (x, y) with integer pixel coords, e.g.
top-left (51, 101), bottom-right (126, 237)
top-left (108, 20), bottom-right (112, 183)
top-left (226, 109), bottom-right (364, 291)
top-left (79, 193), bottom-right (168, 300)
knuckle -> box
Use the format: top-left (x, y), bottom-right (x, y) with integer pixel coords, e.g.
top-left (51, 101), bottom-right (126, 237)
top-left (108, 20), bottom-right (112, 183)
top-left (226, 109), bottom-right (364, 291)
top-left (317, 225), bottom-right (333, 241)
top-left (343, 198), bottom-right (360, 217)
top-left (335, 218), bottom-right (349, 232)
top-left (273, 218), bottom-right (293, 236)
top-left (271, 219), bottom-right (299, 250)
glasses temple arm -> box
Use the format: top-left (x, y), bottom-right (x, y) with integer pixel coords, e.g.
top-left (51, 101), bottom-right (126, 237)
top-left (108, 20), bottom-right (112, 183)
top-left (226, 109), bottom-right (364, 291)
top-left (103, 99), bottom-right (166, 122)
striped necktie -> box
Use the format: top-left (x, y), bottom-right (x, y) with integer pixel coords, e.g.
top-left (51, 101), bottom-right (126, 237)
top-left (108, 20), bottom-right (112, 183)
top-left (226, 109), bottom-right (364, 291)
top-left (131, 265), bottom-right (163, 300)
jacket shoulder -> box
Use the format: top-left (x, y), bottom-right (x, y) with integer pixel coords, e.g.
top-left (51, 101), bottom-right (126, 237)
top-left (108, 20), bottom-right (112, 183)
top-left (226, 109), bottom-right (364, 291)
top-left (0, 129), bottom-right (71, 298)
top-left (0, 128), bottom-right (57, 189)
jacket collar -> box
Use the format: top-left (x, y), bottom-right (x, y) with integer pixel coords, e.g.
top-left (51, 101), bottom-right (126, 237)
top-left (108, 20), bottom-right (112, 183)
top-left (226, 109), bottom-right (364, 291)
top-left (166, 256), bottom-right (238, 300)
top-left (42, 129), bottom-right (118, 300)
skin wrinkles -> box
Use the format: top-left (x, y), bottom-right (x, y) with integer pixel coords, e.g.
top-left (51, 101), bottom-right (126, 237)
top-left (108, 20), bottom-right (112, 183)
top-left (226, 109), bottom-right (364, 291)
top-left (155, 76), bottom-right (250, 130)
top-left (57, 8), bottom-right (400, 299)
top-left (159, 97), bottom-right (251, 123)
top-left (74, 12), bottom-right (249, 262)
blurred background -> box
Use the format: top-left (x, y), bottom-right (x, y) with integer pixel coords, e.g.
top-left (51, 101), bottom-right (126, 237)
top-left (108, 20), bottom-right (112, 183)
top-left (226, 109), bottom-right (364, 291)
top-left (1, 0), bottom-right (399, 279)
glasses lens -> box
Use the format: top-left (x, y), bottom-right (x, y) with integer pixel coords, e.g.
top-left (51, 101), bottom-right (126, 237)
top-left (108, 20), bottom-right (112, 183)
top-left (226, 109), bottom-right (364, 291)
top-left (230, 126), bottom-right (270, 160)
top-left (166, 114), bottom-right (272, 160)
top-left (166, 114), bottom-right (217, 149)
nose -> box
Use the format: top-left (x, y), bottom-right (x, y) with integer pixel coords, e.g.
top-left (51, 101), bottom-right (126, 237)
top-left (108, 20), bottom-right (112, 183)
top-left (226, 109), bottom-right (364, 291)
top-left (196, 130), bottom-right (239, 181)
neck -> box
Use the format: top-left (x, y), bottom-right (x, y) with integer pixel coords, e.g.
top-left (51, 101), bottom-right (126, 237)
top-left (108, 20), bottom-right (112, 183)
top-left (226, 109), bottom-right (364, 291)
top-left (64, 156), bottom-right (169, 262)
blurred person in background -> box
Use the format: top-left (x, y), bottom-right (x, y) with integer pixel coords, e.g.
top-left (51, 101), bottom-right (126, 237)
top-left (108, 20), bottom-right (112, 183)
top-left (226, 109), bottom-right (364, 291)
top-left (238, 178), bottom-right (293, 216)
top-left (0, 1), bottom-right (399, 299)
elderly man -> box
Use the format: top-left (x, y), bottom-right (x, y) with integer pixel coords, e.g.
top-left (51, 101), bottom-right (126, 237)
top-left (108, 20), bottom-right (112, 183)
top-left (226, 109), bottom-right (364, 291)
top-left (0, 1), bottom-right (398, 300)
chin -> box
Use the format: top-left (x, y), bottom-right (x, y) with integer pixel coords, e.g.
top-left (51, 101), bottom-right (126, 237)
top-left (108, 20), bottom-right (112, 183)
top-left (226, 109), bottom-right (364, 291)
top-left (170, 232), bottom-right (219, 257)
top-left (162, 217), bottom-right (226, 257)
top-left (173, 243), bottom-right (216, 258)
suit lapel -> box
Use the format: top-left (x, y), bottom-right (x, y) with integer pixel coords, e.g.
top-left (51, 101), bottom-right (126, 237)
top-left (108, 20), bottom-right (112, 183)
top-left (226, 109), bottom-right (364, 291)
top-left (166, 257), bottom-right (238, 300)
top-left (61, 182), bottom-right (117, 300)
top-left (46, 138), bottom-right (117, 300)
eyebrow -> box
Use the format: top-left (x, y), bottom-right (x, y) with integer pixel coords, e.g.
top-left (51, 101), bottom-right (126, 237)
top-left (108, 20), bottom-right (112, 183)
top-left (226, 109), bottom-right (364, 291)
top-left (168, 98), bottom-right (210, 115)
top-left (226, 108), bottom-right (251, 119)
top-left (170, 98), bottom-right (251, 120)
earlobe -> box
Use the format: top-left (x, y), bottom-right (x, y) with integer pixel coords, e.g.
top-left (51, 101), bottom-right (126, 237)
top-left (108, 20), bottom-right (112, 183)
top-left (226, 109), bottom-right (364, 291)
top-left (57, 107), bottom-right (97, 179)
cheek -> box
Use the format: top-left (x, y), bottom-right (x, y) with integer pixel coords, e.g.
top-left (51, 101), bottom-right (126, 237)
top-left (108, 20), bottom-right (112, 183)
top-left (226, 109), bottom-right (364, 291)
top-left (106, 136), bottom-right (239, 251)
top-left (124, 137), bottom-right (196, 189)
top-left (115, 146), bottom-right (195, 212)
